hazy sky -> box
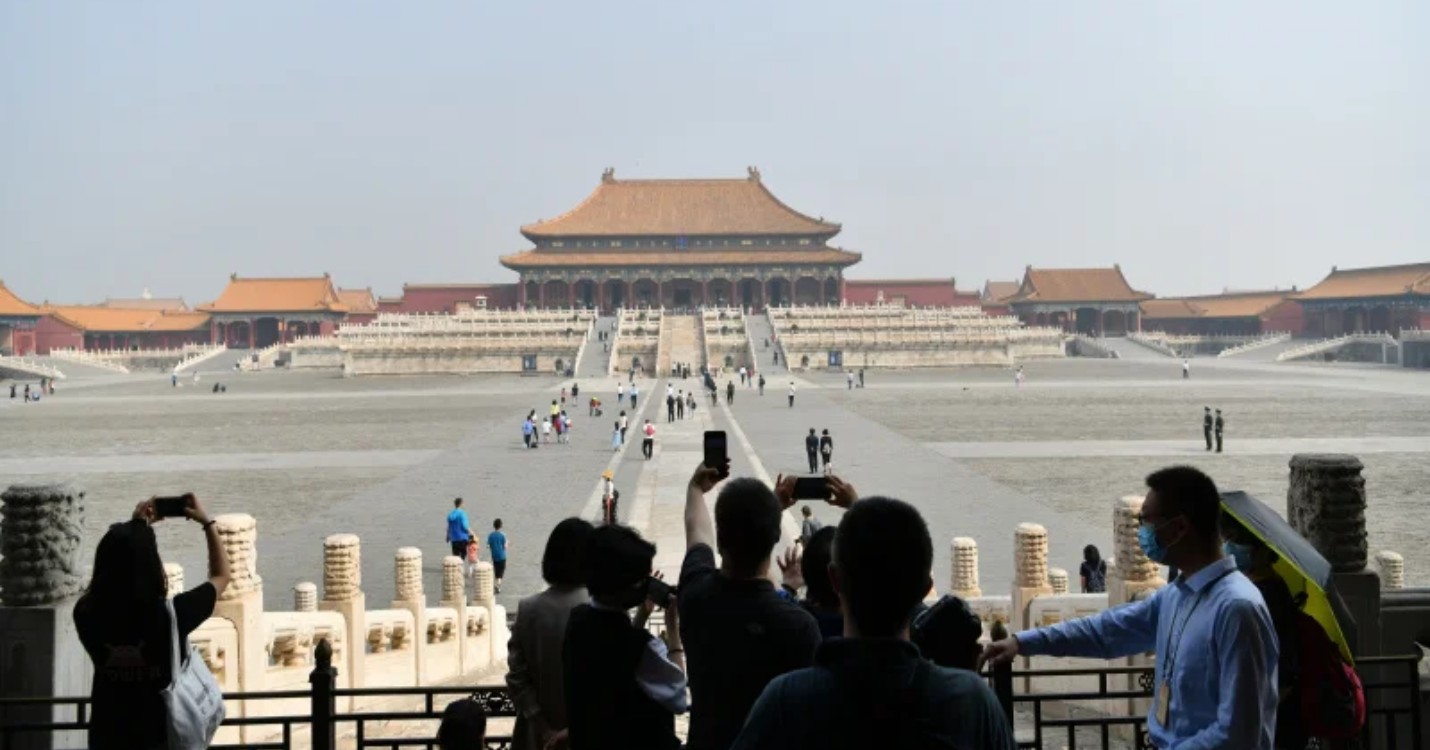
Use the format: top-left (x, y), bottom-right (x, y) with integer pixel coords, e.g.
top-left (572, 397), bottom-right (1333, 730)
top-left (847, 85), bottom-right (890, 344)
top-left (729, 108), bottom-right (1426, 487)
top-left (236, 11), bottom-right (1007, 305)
top-left (2, 2), bottom-right (1426, 304)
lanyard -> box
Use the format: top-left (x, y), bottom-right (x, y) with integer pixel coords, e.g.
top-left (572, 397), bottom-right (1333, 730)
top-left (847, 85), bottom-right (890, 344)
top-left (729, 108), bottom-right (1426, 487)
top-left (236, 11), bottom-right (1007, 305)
top-left (1161, 568), bottom-right (1235, 676)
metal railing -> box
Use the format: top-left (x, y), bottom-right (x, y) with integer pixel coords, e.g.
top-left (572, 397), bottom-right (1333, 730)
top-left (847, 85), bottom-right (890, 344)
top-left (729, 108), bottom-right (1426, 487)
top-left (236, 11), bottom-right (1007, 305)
top-left (2, 639), bottom-right (1421, 750)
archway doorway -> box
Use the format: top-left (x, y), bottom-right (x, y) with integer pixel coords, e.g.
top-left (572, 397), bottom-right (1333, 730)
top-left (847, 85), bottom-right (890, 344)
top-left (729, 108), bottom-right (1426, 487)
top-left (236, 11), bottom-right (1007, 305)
top-left (708, 279), bottom-right (733, 308)
top-left (738, 278), bottom-right (763, 310)
top-left (632, 279), bottom-right (659, 307)
top-left (767, 278), bottom-right (790, 307)
top-left (604, 279), bottom-right (626, 311)
top-left (574, 280), bottom-right (597, 309)
top-left (794, 278), bottom-right (821, 306)
top-left (823, 278), bottom-right (840, 305)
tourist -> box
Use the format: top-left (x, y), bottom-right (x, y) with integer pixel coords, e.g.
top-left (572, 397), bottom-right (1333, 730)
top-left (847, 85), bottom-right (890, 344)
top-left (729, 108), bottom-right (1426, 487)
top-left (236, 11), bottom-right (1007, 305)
top-left (787, 381), bottom-right (796, 408)
top-left (619, 410), bottom-right (629, 443)
top-left (522, 414), bottom-right (535, 449)
top-left (799, 504), bottom-right (823, 545)
top-left (74, 494), bottom-right (232, 750)
top-left (773, 350), bottom-right (780, 365)
top-left (677, 390), bottom-right (686, 419)
top-left (488, 519), bottom-right (509, 594)
top-left (170, 373), bottom-right (176, 388)
top-left (550, 399), bottom-right (561, 424)
top-left (912, 594), bottom-right (984, 672)
top-left (726, 380), bottom-right (735, 405)
top-left (666, 390), bottom-right (676, 423)
top-left (1184, 358), bottom-right (1191, 379)
top-left (447, 498), bottom-right (474, 560)
top-left (846, 371), bottom-right (854, 390)
top-left (679, 462), bottom-right (821, 750)
top-left (1079, 544), bottom-right (1106, 593)
top-left (554, 411), bottom-right (566, 444)
top-left (438, 698), bottom-right (487, 749)
top-left (758, 374), bottom-right (765, 395)
top-left (819, 428), bottom-right (833, 472)
top-left (571, 383), bottom-right (579, 401)
top-left (618, 382), bottom-right (625, 406)
top-left (981, 466), bottom-right (1278, 749)
top-left (507, 518), bottom-right (593, 750)
top-left (733, 498), bottom-right (1015, 750)
top-left (686, 390), bottom-right (697, 416)
top-left (738, 365), bottom-right (747, 384)
top-left (23, 383), bottom-right (30, 401)
top-left (794, 526), bottom-right (842, 639)
top-left (804, 428), bottom-right (819, 473)
top-left (560, 524), bottom-right (686, 750)
top-left (629, 383), bottom-right (639, 411)
top-left (560, 387), bottom-right (567, 406)
top-left (1203, 406), bottom-right (1214, 451)
top-left (642, 419), bottom-right (656, 460)
top-left (1015, 366), bottom-right (1025, 388)
top-left (1216, 409), bottom-right (1226, 453)
top-left (542, 416), bottom-right (553, 444)
top-left (611, 420), bottom-right (622, 451)
top-left (858, 368), bottom-right (864, 388)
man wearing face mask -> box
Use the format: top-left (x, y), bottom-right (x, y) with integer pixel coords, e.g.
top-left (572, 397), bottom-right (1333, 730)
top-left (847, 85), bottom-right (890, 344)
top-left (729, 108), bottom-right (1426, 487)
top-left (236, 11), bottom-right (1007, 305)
top-left (981, 466), bottom-right (1279, 749)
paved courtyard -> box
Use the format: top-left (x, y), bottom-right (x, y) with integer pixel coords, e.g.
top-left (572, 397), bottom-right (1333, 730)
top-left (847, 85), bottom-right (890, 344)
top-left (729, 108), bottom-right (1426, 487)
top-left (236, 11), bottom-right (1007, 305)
top-left (2, 353), bottom-right (1427, 614)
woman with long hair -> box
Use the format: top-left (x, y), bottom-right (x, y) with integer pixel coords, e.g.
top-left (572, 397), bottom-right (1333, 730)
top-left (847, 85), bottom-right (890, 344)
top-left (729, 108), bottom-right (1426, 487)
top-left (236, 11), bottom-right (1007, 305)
top-left (73, 495), bottom-right (231, 750)
top-left (1079, 544), bottom-right (1106, 593)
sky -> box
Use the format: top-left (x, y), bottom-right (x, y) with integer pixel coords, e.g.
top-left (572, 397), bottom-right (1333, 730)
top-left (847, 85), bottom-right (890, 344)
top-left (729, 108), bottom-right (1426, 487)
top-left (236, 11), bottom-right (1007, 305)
top-left (2, 1), bottom-right (1426, 304)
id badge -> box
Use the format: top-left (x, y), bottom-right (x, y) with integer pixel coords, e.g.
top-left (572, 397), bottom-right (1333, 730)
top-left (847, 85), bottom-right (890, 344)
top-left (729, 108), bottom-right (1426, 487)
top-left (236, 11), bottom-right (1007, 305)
top-left (1156, 680), bottom-right (1171, 725)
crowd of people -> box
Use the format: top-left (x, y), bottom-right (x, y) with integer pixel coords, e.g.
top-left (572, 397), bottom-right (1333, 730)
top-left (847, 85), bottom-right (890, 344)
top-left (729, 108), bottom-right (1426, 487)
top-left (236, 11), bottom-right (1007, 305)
top-left (9, 378), bottom-right (55, 402)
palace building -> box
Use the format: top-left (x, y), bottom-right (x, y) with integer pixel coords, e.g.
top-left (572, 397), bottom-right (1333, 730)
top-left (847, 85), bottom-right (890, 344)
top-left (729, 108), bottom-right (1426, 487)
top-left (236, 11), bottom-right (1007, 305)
top-left (0, 280), bottom-right (43, 355)
top-left (198, 274), bottom-right (349, 348)
top-left (499, 168), bottom-right (861, 311)
top-left (1005, 265), bottom-right (1151, 335)
top-left (1294, 262), bottom-right (1430, 337)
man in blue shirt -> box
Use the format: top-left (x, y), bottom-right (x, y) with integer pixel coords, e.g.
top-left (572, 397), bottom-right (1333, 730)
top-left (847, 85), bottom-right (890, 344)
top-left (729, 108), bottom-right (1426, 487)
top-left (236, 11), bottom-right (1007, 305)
top-left (733, 497), bottom-right (1015, 749)
top-left (446, 498), bottom-right (473, 560)
top-left (488, 519), bottom-right (509, 594)
top-left (982, 466), bottom-right (1279, 749)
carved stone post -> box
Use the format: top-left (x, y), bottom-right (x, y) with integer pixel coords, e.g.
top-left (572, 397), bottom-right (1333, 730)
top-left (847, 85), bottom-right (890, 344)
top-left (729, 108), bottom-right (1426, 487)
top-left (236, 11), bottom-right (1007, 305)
top-left (212, 514), bottom-right (266, 700)
top-left (1287, 454), bottom-right (1377, 656)
top-left (393, 547), bottom-right (428, 683)
top-left (294, 582), bottom-right (318, 612)
top-left (165, 562), bottom-right (185, 598)
top-left (1374, 551), bottom-right (1404, 590)
top-left (1012, 523), bottom-right (1054, 630)
top-left (1109, 496), bottom-right (1165, 606)
top-left (440, 555), bottom-right (469, 673)
top-left (0, 483), bottom-right (90, 748)
top-left (1048, 568), bottom-right (1069, 595)
top-left (950, 537), bottom-right (982, 598)
top-left (318, 533), bottom-right (365, 688)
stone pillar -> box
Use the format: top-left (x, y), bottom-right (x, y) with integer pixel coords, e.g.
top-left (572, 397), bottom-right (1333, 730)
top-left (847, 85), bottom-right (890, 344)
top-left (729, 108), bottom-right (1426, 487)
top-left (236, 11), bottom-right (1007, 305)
top-left (165, 562), bottom-right (185, 597)
top-left (1012, 523), bottom-right (1054, 630)
top-left (1048, 568), bottom-right (1069, 595)
top-left (0, 484), bottom-right (91, 749)
top-left (471, 561), bottom-right (495, 606)
top-left (392, 547), bottom-right (428, 683)
top-left (1374, 551), bottom-right (1404, 590)
top-left (1287, 453), bottom-right (1377, 656)
top-left (212, 514), bottom-right (266, 695)
top-left (294, 582), bottom-right (317, 612)
top-left (318, 533), bottom-right (365, 688)
top-left (439, 555), bottom-right (469, 673)
top-left (950, 537), bottom-right (982, 598)
top-left (1110, 495), bottom-right (1165, 606)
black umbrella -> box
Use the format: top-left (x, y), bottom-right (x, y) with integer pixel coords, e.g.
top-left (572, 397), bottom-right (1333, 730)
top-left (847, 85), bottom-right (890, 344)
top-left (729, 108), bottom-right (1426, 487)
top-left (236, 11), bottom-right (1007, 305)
top-left (1220, 490), bottom-right (1355, 663)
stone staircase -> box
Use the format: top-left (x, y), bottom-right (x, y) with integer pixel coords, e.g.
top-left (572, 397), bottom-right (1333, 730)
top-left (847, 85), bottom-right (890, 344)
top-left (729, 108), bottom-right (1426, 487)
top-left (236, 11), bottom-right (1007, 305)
top-left (659, 314), bottom-right (703, 376)
top-left (1276, 333), bottom-right (1398, 363)
top-left (745, 312), bottom-right (785, 372)
top-left (576, 315), bottom-right (616, 380)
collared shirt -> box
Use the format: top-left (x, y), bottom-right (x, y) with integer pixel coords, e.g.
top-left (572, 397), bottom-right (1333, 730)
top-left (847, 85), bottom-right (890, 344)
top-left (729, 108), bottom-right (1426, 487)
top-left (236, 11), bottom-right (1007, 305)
top-left (1016, 556), bottom-right (1278, 749)
top-left (732, 638), bottom-right (1016, 750)
top-left (589, 601), bottom-right (688, 714)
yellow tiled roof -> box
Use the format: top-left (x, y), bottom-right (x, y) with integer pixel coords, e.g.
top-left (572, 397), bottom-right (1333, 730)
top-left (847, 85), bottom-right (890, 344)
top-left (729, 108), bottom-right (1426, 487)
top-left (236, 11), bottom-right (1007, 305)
top-left (500, 248), bottom-right (861, 269)
top-left (199, 275), bottom-right (348, 313)
top-left (1295, 263), bottom-right (1430, 301)
top-left (45, 306), bottom-right (210, 333)
top-left (1009, 266), bottom-right (1151, 304)
top-left (0, 280), bottom-right (42, 316)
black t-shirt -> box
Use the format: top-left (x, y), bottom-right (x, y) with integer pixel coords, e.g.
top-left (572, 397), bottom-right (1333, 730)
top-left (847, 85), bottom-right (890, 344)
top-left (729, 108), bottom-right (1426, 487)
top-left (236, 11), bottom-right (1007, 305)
top-left (678, 544), bottom-right (821, 750)
top-left (805, 434), bottom-right (819, 454)
top-left (75, 582), bottom-right (218, 750)
top-left (819, 436), bottom-right (833, 455)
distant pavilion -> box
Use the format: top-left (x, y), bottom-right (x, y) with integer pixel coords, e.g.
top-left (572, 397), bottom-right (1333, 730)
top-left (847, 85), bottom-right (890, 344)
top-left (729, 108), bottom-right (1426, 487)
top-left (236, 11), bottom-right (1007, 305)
top-left (0, 280), bottom-right (42, 355)
top-left (1005, 266), bottom-right (1151, 335)
top-left (1294, 263), bottom-right (1430, 337)
top-left (499, 168), bottom-right (862, 311)
top-left (198, 274), bottom-right (349, 348)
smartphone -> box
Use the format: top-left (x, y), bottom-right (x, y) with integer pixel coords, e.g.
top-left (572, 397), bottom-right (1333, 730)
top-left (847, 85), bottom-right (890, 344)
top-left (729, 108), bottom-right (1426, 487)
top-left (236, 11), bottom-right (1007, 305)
top-left (153, 494), bottom-right (192, 519)
top-left (792, 476), bottom-right (830, 501)
top-left (645, 576), bottom-right (677, 607)
top-left (703, 430), bottom-right (728, 470)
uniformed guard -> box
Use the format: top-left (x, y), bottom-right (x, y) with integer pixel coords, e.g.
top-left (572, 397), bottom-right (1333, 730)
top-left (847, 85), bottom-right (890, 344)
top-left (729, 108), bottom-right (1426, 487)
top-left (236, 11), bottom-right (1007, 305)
top-left (1203, 406), bottom-right (1213, 451)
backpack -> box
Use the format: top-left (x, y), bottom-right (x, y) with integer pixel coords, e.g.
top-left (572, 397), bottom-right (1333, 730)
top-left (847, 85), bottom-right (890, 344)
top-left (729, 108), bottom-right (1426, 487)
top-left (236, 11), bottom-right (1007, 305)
top-left (1084, 561), bottom-right (1106, 593)
top-left (1296, 611), bottom-right (1365, 739)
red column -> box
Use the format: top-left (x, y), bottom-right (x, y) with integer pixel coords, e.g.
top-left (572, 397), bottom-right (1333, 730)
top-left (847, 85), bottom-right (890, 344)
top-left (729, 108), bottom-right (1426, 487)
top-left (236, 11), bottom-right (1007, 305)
top-left (537, 284), bottom-right (546, 309)
top-left (517, 279), bottom-right (527, 309)
top-left (247, 319), bottom-right (255, 348)
top-left (701, 279), bottom-right (709, 307)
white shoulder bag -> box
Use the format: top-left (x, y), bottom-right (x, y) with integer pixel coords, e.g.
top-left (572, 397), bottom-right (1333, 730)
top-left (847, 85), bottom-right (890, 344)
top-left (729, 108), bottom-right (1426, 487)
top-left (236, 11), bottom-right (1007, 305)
top-left (160, 597), bottom-right (226, 750)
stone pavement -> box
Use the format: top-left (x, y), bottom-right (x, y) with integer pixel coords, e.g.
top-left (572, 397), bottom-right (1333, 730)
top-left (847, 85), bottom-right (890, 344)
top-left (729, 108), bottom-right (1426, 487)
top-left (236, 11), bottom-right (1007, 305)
top-left (930, 435), bottom-right (1430, 459)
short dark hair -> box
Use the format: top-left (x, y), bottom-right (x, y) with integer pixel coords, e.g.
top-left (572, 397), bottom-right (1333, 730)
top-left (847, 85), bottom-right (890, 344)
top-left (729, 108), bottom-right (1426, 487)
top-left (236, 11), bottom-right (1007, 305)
top-left (833, 497), bottom-right (933, 637)
top-left (912, 595), bottom-right (982, 671)
top-left (437, 698), bottom-right (487, 750)
top-left (493, 518), bottom-right (502, 530)
top-left (714, 478), bottom-right (782, 574)
top-left (542, 518), bottom-right (594, 587)
top-left (584, 525), bottom-right (655, 598)
top-left (1145, 465), bottom-right (1221, 539)
top-left (453, 498), bottom-right (462, 507)
top-left (801, 526), bottom-right (838, 608)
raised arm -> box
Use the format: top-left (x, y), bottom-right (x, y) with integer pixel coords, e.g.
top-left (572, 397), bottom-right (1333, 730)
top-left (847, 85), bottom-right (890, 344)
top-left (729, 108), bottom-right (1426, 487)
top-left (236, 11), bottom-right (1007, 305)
top-left (983, 591), bottom-right (1162, 667)
top-left (185, 496), bottom-right (231, 597)
top-left (684, 464), bottom-right (723, 551)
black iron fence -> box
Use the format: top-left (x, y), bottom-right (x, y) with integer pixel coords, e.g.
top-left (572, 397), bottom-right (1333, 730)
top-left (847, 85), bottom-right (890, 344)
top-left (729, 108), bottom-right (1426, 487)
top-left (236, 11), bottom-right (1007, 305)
top-left (1, 639), bottom-right (1422, 750)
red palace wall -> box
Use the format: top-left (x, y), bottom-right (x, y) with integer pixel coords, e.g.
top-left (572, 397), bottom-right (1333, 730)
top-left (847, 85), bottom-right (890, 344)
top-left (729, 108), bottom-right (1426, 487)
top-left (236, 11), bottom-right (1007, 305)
top-left (1261, 300), bottom-right (1305, 336)
top-left (3, 327), bottom-right (37, 355)
top-left (394, 284), bottom-right (520, 313)
top-left (843, 279), bottom-right (979, 308)
top-left (34, 316), bottom-right (83, 354)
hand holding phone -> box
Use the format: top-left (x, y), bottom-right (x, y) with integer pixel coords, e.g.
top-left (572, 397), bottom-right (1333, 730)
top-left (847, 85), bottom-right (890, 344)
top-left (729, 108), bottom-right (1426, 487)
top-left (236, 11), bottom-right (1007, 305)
top-left (703, 431), bottom-right (728, 474)
top-left (153, 494), bottom-right (194, 519)
top-left (645, 575), bottom-right (677, 609)
top-left (792, 476), bottom-right (830, 501)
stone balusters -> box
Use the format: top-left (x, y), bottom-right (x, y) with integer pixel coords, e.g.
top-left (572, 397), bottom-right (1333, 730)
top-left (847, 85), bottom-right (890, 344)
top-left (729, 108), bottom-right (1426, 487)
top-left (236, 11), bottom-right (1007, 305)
top-left (950, 537), bottom-right (982, 598)
top-left (165, 563), bottom-right (185, 597)
top-left (294, 582), bottom-right (317, 612)
top-left (215, 514), bottom-right (263, 600)
top-left (319, 533), bottom-right (366, 686)
top-left (1375, 551), bottom-right (1404, 590)
top-left (1048, 568), bottom-right (1069, 595)
top-left (472, 561), bottom-right (496, 606)
top-left (440, 555), bottom-right (470, 673)
top-left (392, 547), bottom-right (428, 682)
top-left (1012, 523), bottom-right (1054, 629)
top-left (0, 483), bottom-right (85, 606)
top-left (1110, 496), bottom-right (1164, 606)
top-left (395, 547), bottom-right (424, 602)
top-left (1288, 454), bottom-right (1368, 573)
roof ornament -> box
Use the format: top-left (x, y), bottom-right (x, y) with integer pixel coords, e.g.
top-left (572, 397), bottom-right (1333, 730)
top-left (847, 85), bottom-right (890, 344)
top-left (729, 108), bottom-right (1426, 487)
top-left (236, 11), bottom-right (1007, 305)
top-left (747, 166), bottom-right (761, 182)
top-left (230, 272), bottom-right (238, 280)
top-left (602, 167), bottom-right (616, 183)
